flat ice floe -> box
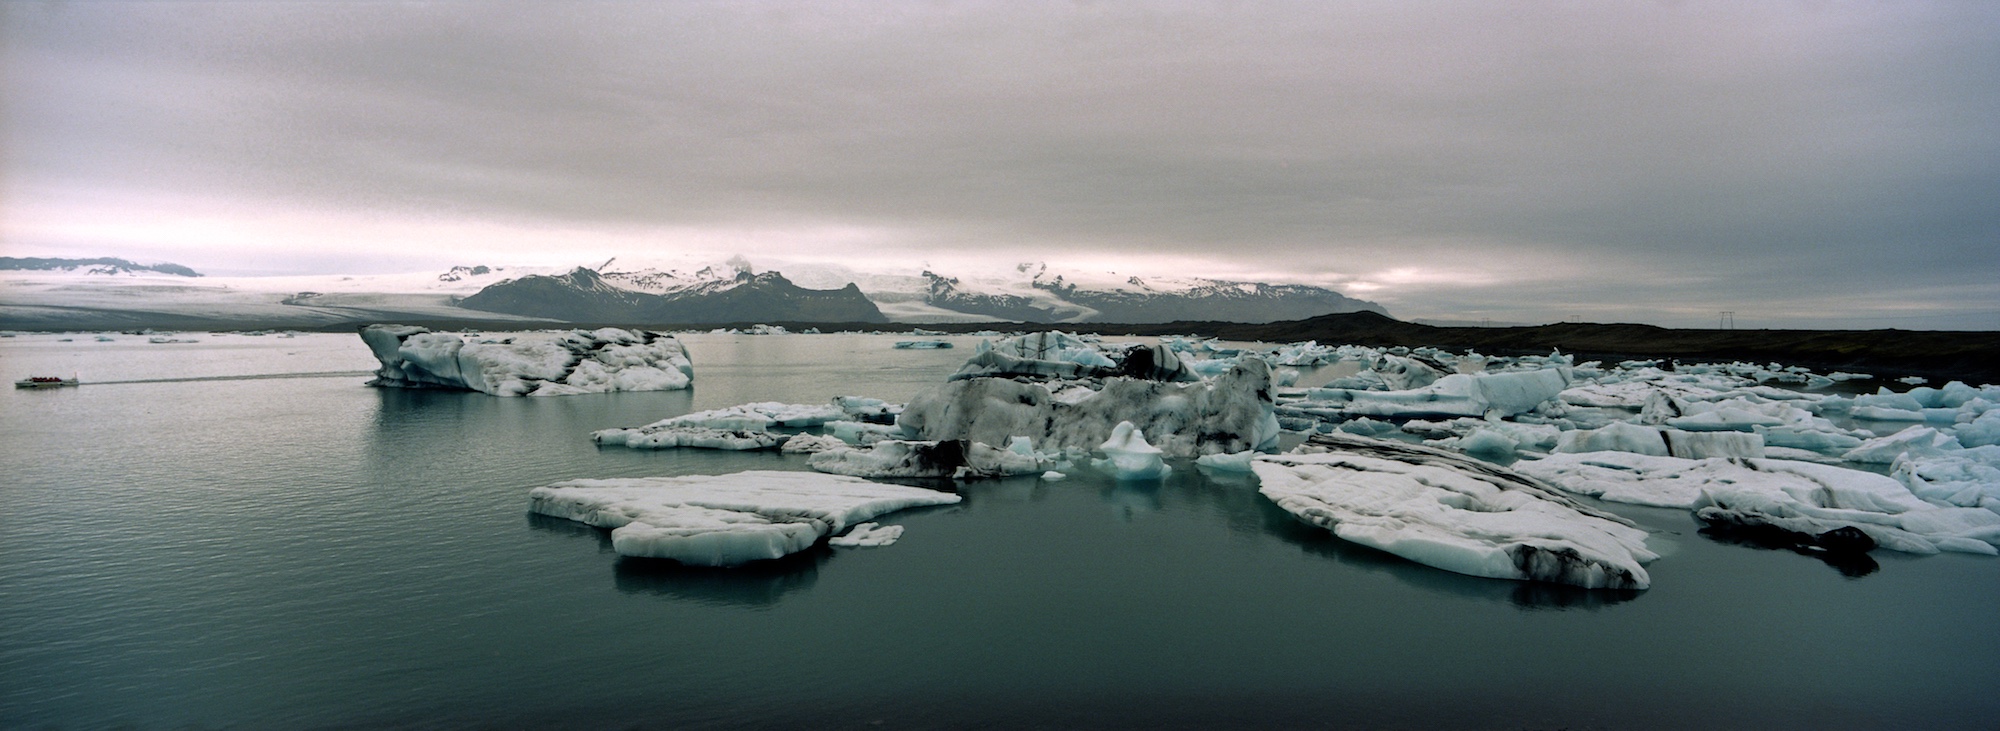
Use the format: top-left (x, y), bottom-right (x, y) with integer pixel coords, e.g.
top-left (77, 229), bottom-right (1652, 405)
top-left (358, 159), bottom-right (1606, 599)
top-left (1518, 452), bottom-right (2000, 554)
top-left (362, 324), bottom-right (692, 396)
top-left (528, 471), bottom-right (960, 565)
top-left (1253, 433), bottom-right (1655, 590)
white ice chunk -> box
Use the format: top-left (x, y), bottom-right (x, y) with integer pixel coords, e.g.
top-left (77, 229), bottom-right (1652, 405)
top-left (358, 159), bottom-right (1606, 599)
top-left (528, 471), bottom-right (960, 565)
top-left (1852, 406), bottom-right (1927, 422)
top-left (1041, 471), bottom-right (1067, 481)
top-left (1755, 425), bottom-right (1866, 454)
top-left (828, 522), bottom-right (905, 547)
top-left (1843, 426), bottom-right (1963, 464)
top-left (1892, 446), bottom-right (2000, 515)
top-left (1195, 450), bottom-right (1257, 472)
top-left (1093, 421), bottom-right (1172, 480)
top-left (1254, 435), bottom-right (1654, 590)
top-left (1955, 409), bottom-right (2000, 448)
top-left (1518, 451), bottom-right (1728, 509)
top-left (1556, 421), bottom-right (1670, 456)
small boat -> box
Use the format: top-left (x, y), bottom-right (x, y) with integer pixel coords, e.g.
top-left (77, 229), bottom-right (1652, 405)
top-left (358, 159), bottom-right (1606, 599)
top-left (893, 340), bottom-right (954, 350)
top-left (15, 376), bottom-right (79, 389)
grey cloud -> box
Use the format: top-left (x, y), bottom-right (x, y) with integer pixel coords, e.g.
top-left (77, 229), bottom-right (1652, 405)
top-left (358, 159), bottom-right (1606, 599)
top-left (4, 1), bottom-right (1996, 325)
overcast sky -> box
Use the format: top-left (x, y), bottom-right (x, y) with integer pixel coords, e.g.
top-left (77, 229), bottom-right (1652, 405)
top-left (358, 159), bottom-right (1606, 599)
top-left (4, 1), bottom-right (1996, 328)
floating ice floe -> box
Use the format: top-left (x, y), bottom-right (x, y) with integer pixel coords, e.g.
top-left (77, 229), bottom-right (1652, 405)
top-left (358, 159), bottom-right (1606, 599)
top-left (528, 471), bottom-right (959, 565)
top-left (362, 324), bottom-right (692, 396)
top-left (828, 522), bottom-right (905, 547)
top-left (1517, 452), bottom-right (2000, 555)
top-left (1252, 433), bottom-right (1655, 590)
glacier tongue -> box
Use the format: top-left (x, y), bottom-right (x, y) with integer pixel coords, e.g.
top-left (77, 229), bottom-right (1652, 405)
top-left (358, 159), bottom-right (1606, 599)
top-left (361, 324), bottom-right (692, 396)
top-left (528, 471), bottom-right (960, 566)
top-left (1253, 433), bottom-right (1655, 590)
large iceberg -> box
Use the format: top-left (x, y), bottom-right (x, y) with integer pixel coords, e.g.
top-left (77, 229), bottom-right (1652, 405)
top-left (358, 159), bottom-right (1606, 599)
top-left (898, 355), bottom-right (1279, 459)
top-left (528, 471), bottom-right (960, 565)
top-left (362, 324), bottom-right (692, 396)
top-left (1253, 433), bottom-right (1656, 590)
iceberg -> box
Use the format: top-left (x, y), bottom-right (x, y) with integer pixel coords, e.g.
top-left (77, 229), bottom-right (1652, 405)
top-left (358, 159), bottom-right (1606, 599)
top-left (361, 324), bottom-right (692, 396)
top-left (898, 356), bottom-right (1278, 459)
top-left (1254, 433), bottom-right (1655, 589)
top-left (527, 471), bottom-right (960, 565)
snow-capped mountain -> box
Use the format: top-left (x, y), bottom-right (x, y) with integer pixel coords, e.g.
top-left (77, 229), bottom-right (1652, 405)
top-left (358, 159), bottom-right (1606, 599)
top-left (910, 261), bottom-right (1388, 324)
top-left (457, 266), bottom-right (887, 323)
top-left (454, 258), bottom-right (1385, 325)
top-left (0, 256), bottom-right (202, 277)
top-left (0, 254), bottom-right (1386, 329)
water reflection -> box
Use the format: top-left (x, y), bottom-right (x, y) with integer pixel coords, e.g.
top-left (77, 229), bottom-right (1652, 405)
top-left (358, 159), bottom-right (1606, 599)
top-left (612, 550), bottom-right (829, 608)
top-left (1697, 523), bottom-right (1881, 578)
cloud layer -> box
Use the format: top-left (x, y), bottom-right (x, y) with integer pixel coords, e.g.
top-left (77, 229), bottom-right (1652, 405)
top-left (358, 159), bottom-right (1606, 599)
top-left (5, 1), bottom-right (1997, 327)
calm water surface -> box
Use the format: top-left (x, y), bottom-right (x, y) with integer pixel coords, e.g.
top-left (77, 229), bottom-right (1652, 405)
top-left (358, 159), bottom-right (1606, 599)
top-left (2, 332), bottom-right (1996, 730)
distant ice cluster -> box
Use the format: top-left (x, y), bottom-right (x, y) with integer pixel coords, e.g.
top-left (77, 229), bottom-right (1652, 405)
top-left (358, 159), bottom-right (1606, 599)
top-left (529, 328), bottom-right (2000, 585)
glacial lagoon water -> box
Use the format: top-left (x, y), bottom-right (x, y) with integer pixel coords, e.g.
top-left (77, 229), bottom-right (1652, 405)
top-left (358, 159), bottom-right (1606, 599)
top-left (2, 332), bottom-right (1997, 730)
